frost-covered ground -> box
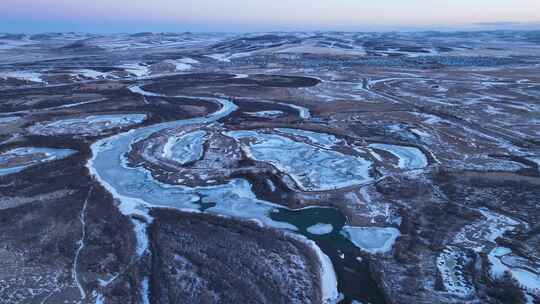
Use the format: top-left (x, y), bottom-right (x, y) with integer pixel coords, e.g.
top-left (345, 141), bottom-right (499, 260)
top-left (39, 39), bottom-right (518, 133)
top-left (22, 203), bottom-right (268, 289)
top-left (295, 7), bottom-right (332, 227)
top-left (436, 246), bottom-right (474, 297)
top-left (1, 31), bottom-right (539, 304)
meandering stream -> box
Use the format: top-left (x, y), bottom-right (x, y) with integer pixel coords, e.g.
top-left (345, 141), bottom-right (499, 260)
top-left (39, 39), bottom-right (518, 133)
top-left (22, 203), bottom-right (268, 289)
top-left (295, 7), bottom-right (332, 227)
top-left (87, 82), bottom-right (397, 303)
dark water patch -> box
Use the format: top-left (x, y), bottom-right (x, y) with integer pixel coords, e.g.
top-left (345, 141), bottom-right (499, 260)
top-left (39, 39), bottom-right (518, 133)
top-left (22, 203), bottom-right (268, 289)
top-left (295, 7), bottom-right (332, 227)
top-left (142, 73), bottom-right (321, 96)
top-left (249, 74), bottom-right (321, 87)
top-left (271, 208), bottom-right (386, 304)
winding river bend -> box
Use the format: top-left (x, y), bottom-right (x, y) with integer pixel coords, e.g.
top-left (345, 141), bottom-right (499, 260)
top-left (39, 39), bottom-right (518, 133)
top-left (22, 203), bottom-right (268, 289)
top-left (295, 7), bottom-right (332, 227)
top-left (87, 81), bottom-right (388, 304)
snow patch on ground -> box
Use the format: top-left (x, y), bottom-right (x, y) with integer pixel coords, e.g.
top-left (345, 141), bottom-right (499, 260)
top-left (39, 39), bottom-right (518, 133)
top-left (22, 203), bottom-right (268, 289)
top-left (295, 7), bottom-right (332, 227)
top-left (205, 52), bottom-right (250, 62)
top-left (285, 103), bottom-right (311, 119)
top-left (119, 63), bottom-right (150, 77)
top-left (177, 57), bottom-right (199, 64)
top-left (413, 112), bottom-right (445, 125)
top-left (72, 189), bottom-right (92, 302)
top-left (94, 293), bottom-right (105, 304)
top-left (234, 73), bottom-right (249, 79)
top-left (0, 71), bottom-right (45, 83)
top-left (129, 85), bottom-right (162, 97)
top-left (132, 219), bottom-right (149, 257)
top-left (72, 69), bottom-right (109, 79)
top-left (265, 179), bottom-right (276, 192)
top-left (527, 156), bottom-right (540, 167)
top-left (248, 99), bottom-right (310, 119)
top-left (356, 188), bottom-right (392, 223)
top-left (286, 233), bottom-right (339, 304)
top-left (141, 277), bottom-right (150, 304)
top-left (162, 131), bottom-right (207, 165)
top-left (436, 208), bottom-right (523, 296)
top-left (436, 246), bottom-right (474, 296)
top-left (244, 110), bottom-right (284, 118)
top-left (410, 128), bottom-right (431, 138)
top-left (452, 208), bottom-right (520, 252)
top-left (164, 58), bottom-right (197, 71)
top-left (206, 53), bottom-right (231, 62)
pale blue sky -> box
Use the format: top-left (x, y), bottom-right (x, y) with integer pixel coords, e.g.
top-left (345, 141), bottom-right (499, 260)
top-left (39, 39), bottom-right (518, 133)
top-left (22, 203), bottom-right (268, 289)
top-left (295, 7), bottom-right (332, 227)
top-left (1, 0), bottom-right (539, 32)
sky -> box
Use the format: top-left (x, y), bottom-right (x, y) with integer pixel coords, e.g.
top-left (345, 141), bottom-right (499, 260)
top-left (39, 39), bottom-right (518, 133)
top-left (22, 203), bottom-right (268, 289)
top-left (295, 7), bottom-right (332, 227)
top-left (1, 0), bottom-right (540, 33)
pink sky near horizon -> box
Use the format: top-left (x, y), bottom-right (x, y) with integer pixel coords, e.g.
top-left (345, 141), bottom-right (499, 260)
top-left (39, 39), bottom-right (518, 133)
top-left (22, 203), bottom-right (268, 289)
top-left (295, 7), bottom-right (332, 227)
top-left (2, 0), bottom-right (540, 31)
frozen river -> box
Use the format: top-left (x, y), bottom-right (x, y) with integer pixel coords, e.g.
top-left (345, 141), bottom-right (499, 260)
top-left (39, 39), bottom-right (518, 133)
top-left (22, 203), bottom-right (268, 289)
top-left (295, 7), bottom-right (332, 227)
top-left (88, 83), bottom-right (400, 303)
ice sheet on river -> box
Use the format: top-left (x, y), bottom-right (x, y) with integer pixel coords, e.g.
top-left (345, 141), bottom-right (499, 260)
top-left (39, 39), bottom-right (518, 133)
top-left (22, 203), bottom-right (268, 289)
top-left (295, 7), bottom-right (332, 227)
top-left (86, 93), bottom-right (341, 302)
top-left (489, 247), bottom-right (540, 295)
top-left (0, 147), bottom-right (76, 176)
top-left (368, 143), bottom-right (428, 170)
top-left (29, 114), bottom-right (147, 136)
top-left (306, 223), bottom-right (334, 235)
top-left (86, 97), bottom-right (295, 230)
top-left (276, 128), bottom-right (342, 149)
top-left (0, 116), bottom-right (19, 125)
top-left (341, 226), bottom-right (400, 254)
top-left (225, 130), bottom-right (372, 191)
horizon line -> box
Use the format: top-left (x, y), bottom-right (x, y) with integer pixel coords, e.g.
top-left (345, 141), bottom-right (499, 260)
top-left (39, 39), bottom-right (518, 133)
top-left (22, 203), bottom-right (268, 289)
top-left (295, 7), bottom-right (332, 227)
top-left (1, 21), bottom-right (540, 35)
